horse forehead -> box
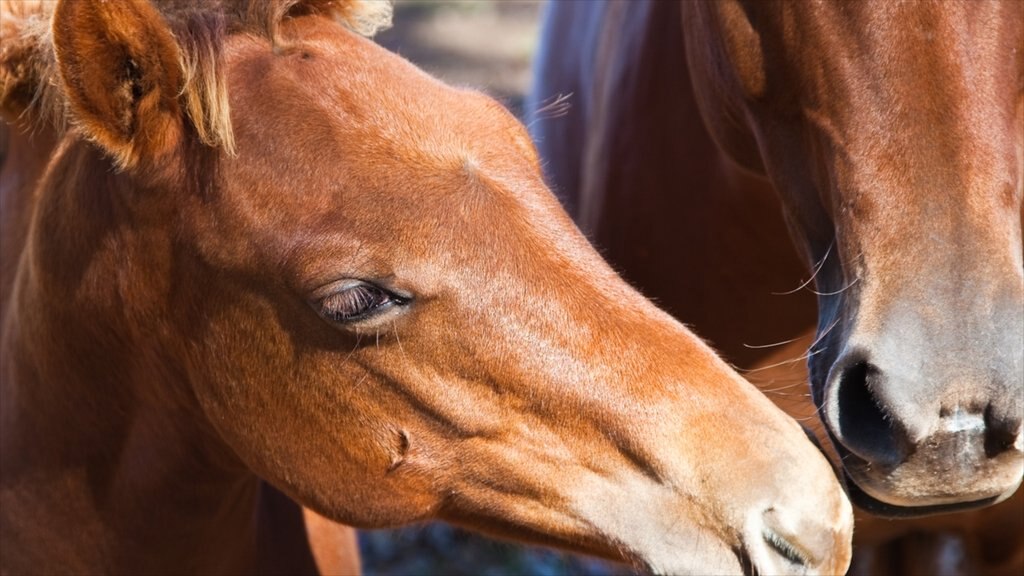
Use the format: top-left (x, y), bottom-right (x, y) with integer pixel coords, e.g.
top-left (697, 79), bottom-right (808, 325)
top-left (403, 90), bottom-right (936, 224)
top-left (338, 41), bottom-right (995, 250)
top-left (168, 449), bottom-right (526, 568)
top-left (234, 18), bottom-right (473, 114)
top-left (224, 24), bottom-right (507, 176)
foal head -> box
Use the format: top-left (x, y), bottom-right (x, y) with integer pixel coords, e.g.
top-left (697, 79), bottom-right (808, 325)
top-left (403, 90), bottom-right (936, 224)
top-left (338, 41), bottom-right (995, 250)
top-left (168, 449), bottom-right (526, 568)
top-left (3, 0), bottom-right (852, 572)
top-left (685, 0), bottom-right (1023, 515)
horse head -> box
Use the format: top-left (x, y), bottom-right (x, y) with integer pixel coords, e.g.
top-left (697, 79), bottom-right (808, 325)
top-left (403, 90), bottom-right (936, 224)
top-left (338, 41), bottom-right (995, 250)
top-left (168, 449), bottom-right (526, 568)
top-left (685, 0), bottom-right (1023, 515)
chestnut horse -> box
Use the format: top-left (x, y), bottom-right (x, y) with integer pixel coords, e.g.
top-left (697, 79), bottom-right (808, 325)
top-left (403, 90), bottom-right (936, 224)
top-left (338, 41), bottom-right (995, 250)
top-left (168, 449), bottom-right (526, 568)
top-left (528, 0), bottom-right (1022, 571)
top-left (0, 0), bottom-right (853, 574)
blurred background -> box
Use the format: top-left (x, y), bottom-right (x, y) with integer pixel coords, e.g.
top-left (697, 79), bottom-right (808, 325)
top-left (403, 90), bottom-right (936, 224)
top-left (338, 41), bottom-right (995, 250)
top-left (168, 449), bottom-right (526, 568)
top-left (359, 1), bottom-right (633, 574)
top-left (375, 0), bottom-right (540, 118)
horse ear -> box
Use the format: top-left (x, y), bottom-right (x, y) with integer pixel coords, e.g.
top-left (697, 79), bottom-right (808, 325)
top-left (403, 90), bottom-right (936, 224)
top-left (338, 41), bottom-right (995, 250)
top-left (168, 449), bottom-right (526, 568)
top-left (0, 4), bottom-right (47, 126)
top-left (51, 0), bottom-right (183, 170)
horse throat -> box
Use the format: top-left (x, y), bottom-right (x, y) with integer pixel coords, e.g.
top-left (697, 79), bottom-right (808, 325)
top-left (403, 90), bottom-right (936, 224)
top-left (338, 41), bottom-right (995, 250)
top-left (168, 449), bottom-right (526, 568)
top-left (0, 140), bottom-right (265, 574)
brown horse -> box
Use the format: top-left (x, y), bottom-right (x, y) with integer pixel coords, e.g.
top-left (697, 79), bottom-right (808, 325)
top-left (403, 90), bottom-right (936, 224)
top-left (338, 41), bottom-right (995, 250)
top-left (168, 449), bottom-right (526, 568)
top-left (0, 1), bottom-right (853, 574)
top-left (528, 0), bottom-right (1022, 570)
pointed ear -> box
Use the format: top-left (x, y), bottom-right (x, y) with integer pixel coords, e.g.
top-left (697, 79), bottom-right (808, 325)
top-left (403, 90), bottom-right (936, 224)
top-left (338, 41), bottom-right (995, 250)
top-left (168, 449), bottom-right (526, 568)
top-left (52, 0), bottom-right (183, 170)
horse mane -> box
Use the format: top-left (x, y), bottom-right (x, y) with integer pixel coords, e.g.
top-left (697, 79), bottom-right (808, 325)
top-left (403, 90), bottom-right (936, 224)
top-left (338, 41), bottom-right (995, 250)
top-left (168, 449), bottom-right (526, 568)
top-left (0, 0), bottom-right (392, 154)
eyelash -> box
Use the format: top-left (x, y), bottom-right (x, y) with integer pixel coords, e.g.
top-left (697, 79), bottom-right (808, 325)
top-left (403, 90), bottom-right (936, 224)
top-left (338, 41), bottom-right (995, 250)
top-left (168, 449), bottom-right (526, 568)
top-left (317, 282), bottom-right (409, 324)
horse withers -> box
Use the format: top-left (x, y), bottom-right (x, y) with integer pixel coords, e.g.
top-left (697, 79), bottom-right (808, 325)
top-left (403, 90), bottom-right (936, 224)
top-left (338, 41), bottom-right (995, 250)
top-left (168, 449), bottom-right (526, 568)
top-left (531, 0), bottom-right (1023, 518)
top-left (0, 1), bottom-right (851, 574)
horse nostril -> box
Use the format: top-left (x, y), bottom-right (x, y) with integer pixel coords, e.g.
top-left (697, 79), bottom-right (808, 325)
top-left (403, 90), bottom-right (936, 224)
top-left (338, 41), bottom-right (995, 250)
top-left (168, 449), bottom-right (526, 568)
top-left (831, 359), bottom-right (907, 466)
top-left (984, 405), bottom-right (1023, 458)
top-left (762, 528), bottom-right (808, 569)
top-left (756, 506), bottom-right (842, 574)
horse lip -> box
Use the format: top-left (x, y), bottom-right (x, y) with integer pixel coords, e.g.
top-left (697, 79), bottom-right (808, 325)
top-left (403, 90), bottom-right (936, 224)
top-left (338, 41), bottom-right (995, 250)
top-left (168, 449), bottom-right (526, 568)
top-left (820, 418), bottom-right (1022, 517)
top-left (841, 469), bottom-right (1002, 518)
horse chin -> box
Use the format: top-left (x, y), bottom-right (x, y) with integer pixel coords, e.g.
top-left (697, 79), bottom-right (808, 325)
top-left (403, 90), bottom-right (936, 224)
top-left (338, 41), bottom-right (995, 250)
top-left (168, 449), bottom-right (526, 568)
top-left (639, 545), bottom-right (745, 576)
top-left (833, 441), bottom-right (1023, 518)
top-left (817, 406), bottom-right (1024, 518)
top-left (841, 469), bottom-right (1012, 519)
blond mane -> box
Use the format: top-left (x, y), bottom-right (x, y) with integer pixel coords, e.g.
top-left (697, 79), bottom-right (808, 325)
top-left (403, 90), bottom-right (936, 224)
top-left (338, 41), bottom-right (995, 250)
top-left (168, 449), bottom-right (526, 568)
top-left (0, 0), bottom-right (393, 155)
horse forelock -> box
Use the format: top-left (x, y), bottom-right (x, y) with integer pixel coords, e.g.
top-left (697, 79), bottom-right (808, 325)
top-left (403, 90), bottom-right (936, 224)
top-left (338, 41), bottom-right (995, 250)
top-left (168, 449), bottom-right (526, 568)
top-left (0, 0), bottom-right (392, 156)
top-left (1, 1), bottom-right (63, 132)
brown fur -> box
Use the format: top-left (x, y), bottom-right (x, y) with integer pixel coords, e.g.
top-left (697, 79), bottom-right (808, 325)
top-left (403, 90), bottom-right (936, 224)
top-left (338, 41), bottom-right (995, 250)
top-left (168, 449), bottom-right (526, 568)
top-left (1, 1), bottom-right (852, 574)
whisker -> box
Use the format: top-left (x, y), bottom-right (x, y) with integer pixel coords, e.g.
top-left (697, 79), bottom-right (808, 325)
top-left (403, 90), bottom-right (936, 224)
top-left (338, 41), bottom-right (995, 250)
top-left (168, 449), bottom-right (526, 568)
top-left (758, 382), bottom-right (810, 393)
top-left (809, 276), bottom-right (859, 296)
top-left (792, 415), bottom-right (820, 422)
top-left (772, 240), bottom-right (833, 295)
top-left (742, 334), bottom-right (806, 349)
top-left (807, 317), bottom-right (842, 351)
top-left (742, 347), bottom-right (825, 374)
top-left (392, 321), bottom-right (407, 358)
top-left (351, 369), bottom-right (371, 389)
top-left (339, 333), bottom-right (364, 367)
top-left (527, 92), bottom-right (573, 129)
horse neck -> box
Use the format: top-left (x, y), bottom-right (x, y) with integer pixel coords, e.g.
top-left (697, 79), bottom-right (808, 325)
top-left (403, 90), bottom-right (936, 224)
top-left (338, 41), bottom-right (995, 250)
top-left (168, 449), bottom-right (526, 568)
top-left (0, 122), bottom-right (57, 327)
top-left (0, 139), bottom-right (263, 574)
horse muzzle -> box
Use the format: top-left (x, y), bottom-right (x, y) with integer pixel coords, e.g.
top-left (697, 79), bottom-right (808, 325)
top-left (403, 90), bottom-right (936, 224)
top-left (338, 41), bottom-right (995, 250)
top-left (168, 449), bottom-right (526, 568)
top-left (821, 341), bottom-right (1024, 516)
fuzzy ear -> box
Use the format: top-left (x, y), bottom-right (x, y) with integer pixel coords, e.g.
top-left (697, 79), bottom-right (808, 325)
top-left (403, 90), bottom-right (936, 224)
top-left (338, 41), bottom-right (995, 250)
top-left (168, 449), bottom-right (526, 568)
top-left (51, 0), bottom-right (183, 169)
top-left (0, 3), bottom-right (49, 126)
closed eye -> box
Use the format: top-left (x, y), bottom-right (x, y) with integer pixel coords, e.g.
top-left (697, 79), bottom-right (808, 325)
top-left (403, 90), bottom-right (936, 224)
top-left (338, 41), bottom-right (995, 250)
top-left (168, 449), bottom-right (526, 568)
top-left (316, 282), bottom-right (410, 325)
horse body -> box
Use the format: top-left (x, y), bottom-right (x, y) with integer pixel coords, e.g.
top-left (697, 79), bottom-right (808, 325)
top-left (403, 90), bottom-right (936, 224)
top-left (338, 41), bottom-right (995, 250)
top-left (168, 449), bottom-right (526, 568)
top-left (0, 1), bottom-right (852, 574)
top-left (529, 0), bottom-right (1023, 570)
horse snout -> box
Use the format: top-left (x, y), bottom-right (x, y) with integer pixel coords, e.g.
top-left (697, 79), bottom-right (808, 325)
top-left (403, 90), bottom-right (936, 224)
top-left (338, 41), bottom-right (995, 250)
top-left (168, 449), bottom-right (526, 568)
top-left (746, 502), bottom-right (853, 576)
top-left (823, 347), bottom-right (1024, 513)
top-left (737, 425), bottom-right (854, 576)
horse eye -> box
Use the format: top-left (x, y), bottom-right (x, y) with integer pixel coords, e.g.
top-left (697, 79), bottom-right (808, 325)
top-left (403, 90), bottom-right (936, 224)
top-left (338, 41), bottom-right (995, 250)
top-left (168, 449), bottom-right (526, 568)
top-left (317, 283), bottom-right (407, 324)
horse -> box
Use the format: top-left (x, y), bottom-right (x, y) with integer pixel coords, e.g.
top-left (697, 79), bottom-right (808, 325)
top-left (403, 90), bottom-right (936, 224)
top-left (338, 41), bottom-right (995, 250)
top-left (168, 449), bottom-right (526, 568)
top-left (528, 0), bottom-right (1023, 571)
top-left (0, 1), bottom-right (854, 574)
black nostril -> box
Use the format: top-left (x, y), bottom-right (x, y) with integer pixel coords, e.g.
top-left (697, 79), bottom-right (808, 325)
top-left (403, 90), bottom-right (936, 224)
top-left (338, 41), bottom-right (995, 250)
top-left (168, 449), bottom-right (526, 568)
top-left (835, 361), bottom-right (906, 466)
top-left (984, 405), bottom-right (1022, 458)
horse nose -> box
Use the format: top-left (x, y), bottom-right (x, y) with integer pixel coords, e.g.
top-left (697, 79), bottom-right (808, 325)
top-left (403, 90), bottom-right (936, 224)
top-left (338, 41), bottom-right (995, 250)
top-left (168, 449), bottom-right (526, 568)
top-left (983, 404), bottom-right (1023, 458)
top-left (824, 354), bottom-right (912, 466)
top-left (824, 348), bottom-right (1024, 508)
top-left (749, 504), bottom-right (853, 575)
top-left (825, 351), bottom-right (1024, 466)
